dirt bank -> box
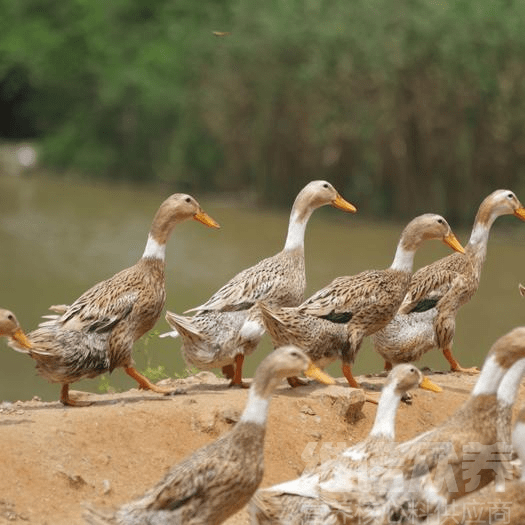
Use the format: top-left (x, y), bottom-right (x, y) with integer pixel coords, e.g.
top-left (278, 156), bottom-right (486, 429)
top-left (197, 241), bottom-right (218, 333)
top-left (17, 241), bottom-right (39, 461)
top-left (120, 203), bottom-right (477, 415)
top-left (0, 370), bottom-right (522, 525)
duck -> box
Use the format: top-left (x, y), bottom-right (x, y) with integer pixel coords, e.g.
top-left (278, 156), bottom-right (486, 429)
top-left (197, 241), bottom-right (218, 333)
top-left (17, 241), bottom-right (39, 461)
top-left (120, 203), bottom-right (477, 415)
top-left (249, 364), bottom-right (443, 524)
top-left (313, 326), bottom-right (525, 525)
top-left (161, 181), bottom-right (356, 387)
top-left (520, 283), bottom-right (525, 297)
top-left (372, 189), bottom-right (525, 373)
top-left (259, 213), bottom-right (465, 388)
top-left (82, 346), bottom-right (335, 525)
top-left (0, 309), bottom-right (31, 349)
top-left (8, 194), bottom-right (220, 406)
top-left (425, 404), bottom-right (525, 525)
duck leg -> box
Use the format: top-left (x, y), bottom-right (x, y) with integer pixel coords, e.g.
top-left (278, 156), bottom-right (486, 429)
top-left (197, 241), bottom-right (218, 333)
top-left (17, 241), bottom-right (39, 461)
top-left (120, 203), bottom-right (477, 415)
top-left (222, 364), bottom-right (235, 380)
top-left (229, 354), bottom-right (249, 388)
top-left (342, 363), bottom-right (378, 404)
top-left (442, 347), bottom-right (480, 374)
top-left (60, 384), bottom-right (92, 407)
top-left (125, 366), bottom-right (180, 393)
top-left (342, 363), bottom-right (360, 388)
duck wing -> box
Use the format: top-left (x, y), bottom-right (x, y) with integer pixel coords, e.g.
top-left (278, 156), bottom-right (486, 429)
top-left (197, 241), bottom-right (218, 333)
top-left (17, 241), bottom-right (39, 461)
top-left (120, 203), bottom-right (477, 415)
top-left (185, 251), bottom-right (304, 313)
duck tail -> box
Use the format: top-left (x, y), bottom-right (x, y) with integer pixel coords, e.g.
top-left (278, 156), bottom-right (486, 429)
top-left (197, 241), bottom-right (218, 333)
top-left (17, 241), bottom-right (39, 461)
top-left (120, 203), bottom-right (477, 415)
top-left (164, 311), bottom-right (203, 343)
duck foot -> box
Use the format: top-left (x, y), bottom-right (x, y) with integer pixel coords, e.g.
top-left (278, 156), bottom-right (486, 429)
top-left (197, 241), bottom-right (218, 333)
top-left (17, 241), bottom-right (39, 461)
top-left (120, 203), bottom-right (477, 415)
top-left (287, 376), bottom-right (309, 387)
top-left (60, 384), bottom-right (93, 407)
top-left (124, 367), bottom-right (181, 394)
top-left (443, 348), bottom-right (480, 375)
top-left (228, 379), bottom-right (250, 389)
top-left (450, 365), bottom-right (480, 374)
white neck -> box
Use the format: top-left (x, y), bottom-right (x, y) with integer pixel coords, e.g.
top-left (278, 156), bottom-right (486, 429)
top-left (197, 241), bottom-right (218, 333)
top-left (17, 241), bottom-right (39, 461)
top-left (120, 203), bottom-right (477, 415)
top-left (284, 210), bottom-right (311, 251)
top-left (390, 245), bottom-right (415, 273)
top-left (467, 222), bottom-right (491, 261)
top-left (240, 388), bottom-right (270, 425)
top-left (142, 235), bottom-right (166, 260)
top-left (369, 381), bottom-right (401, 439)
top-left (512, 421), bottom-right (525, 482)
top-left (472, 355), bottom-right (507, 396)
top-left (497, 358), bottom-right (525, 407)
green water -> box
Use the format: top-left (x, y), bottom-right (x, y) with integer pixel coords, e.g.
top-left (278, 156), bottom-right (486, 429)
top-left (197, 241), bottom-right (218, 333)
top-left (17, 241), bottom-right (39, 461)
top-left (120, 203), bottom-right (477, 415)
top-left (1, 173), bottom-right (524, 402)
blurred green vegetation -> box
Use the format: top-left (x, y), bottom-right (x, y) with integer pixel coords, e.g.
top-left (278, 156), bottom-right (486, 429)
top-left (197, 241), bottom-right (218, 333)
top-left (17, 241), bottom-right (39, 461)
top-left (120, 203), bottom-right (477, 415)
top-left (1, 0), bottom-right (525, 222)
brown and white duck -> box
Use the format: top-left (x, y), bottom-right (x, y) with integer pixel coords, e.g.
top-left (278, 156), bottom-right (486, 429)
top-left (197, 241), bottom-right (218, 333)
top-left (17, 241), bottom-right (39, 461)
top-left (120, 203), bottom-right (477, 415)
top-left (0, 309), bottom-right (31, 349)
top-left (161, 181), bottom-right (356, 387)
top-left (8, 194), bottom-right (219, 406)
top-left (425, 404), bottom-right (525, 525)
top-left (83, 346), bottom-right (334, 525)
top-left (372, 189), bottom-right (525, 373)
top-left (259, 214), bottom-right (464, 388)
top-left (250, 364), bottom-right (442, 524)
top-left (314, 326), bottom-right (525, 525)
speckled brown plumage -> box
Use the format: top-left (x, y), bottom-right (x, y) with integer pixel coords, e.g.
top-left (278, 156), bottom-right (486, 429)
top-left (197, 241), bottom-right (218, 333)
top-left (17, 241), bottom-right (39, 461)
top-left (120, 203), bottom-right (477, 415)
top-left (8, 194), bottom-right (219, 406)
top-left (250, 365), bottom-right (441, 525)
top-left (424, 406), bottom-right (525, 525)
top-left (297, 327), bottom-right (525, 525)
top-left (260, 214), bottom-right (464, 388)
top-left (162, 181), bottom-right (356, 387)
top-left (373, 189), bottom-right (525, 373)
top-left (83, 346), bottom-right (334, 525)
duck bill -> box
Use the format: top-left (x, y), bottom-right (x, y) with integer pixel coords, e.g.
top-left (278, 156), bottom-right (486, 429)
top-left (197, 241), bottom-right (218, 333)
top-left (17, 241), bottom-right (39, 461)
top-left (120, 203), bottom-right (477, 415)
top-left (442, 233), bottom-right (465, 254)
top-left (331, 194), bottom-right (357, 214)
top-left (513, 207), bottom-right (525, 221)
top-left (193, 210), bottom-right (220, 229)
top-left (304, 362), bottom-right (336, 385)
top-left (420, 376), bottom-right (442, 393)
top-left (12, 328), bottom-right (31, 349)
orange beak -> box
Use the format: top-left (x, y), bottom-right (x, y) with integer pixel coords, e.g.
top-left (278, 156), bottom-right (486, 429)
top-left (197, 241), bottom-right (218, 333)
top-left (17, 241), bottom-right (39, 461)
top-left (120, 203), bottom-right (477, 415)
top-left (193, 210), bottom-right (220, 229)
top-left (513, 207), bottom-right (525, 221)
top-left (331, 194), bottom-right (357, 214)
top-left (12, 328), bottom-right (31, 349)
top-left (304, 362), bottom-right (336, 385)
top-left (442, 233), bottom-right (465, 254)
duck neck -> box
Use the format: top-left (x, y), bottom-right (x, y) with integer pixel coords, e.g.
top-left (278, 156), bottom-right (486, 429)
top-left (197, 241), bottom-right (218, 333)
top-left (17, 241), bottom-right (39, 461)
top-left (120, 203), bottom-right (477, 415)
top-left (497, 358), bottom-right (525, 408)
top-left (284, 209), bottom-right (310, 251)
top-left (239, 386), bottom-right (271, 426)
top-left (142, 234), bottom-right (166, 260)
top-left (369, 381), bottom-right (401, 439)
top-left (471, 354), bottom-right (507, 397)
top-left (466, 201), bottom-right (500, 269)
top-left (390, 244), bottom-right (415, 273)
top-left (239, 360), bottom-right (283, 425)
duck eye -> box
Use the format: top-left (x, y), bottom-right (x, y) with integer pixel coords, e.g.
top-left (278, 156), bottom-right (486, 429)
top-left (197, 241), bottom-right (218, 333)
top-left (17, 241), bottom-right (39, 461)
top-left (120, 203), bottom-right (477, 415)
top-left (185, 197), bottom-right (191, 203)
top-left (507, 193), bottom-right (513, 199)
top-left (7, 314), bottom-right (13, 321)
top-left (323, 183), bottom-right (329, 189)
top-left (437, 218), bottom-right (444, 225)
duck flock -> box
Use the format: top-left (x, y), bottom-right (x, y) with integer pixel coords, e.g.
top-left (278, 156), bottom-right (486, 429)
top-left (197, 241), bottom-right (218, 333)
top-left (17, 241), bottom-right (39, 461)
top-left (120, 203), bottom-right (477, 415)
top-left (1, 181), bottom-right (525, 524)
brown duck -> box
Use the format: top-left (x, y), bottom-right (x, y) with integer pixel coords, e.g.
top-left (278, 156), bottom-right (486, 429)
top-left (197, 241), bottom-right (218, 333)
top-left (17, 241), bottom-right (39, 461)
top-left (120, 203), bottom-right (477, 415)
top-left (260, 214), bottom-right (464, 388)
top-left (8, 194), bottom-right (219, 406)
top-left (373, 189), bottom-right (525, 373)
top-left (83, 346), bottom-right (334, 525)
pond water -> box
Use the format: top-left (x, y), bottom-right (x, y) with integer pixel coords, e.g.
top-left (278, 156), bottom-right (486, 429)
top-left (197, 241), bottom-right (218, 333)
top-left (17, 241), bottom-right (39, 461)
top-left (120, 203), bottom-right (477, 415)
top-left (1, 173), bottom-right (524, 402)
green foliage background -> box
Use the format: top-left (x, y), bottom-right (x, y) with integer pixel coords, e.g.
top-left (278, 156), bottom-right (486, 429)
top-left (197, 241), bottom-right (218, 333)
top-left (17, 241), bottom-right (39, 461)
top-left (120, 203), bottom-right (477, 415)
top-left (2, 0), bottom-right (525, 222)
